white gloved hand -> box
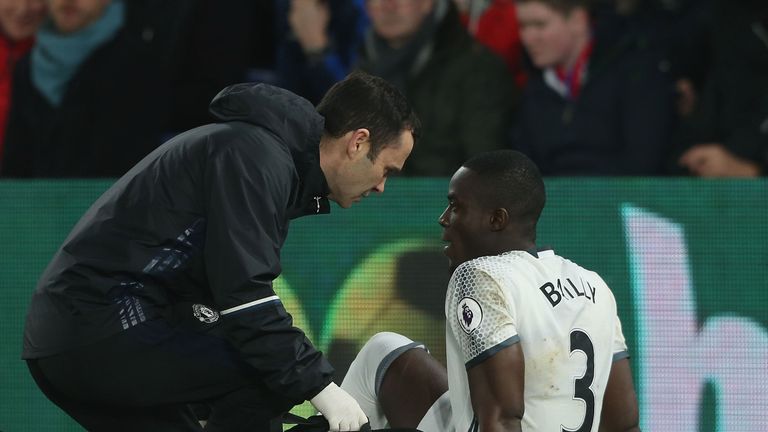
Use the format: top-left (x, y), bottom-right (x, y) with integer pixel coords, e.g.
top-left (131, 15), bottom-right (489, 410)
top-left (310, 382), bottom-right (369, 431)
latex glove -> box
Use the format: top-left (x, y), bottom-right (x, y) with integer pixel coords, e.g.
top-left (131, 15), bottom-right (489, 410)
top-left (310, 382), bottom-right (369, 431)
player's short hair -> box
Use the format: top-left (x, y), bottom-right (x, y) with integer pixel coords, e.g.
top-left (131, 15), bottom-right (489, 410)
top-left (317, 71), bottom-right (421, 161)
top-left (463, 150), bottom-right (546, 236)
top-left (515, 0), bottom-right (593, 15)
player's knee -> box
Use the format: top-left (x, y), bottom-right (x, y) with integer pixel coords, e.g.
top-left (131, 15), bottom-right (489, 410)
top-left (355, 333), bottom-right (426, 395)
top-left (342, 332), bottom-right (423, 404)
top-left (359, 332), bottom-right (424, 364)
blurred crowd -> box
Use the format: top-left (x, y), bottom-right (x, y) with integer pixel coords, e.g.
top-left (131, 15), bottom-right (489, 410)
top-left (0, 0), bottom-right (765, 178)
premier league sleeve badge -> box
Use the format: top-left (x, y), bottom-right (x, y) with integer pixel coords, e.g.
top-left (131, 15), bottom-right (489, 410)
top-left (457, 297), bottom-right (482, 334)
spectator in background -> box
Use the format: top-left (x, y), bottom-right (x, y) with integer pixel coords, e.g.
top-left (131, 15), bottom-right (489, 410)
top-left (454, 0), bottom-right (527, 87)
top-left (672, 0), bottom-right (768, 177)
top-left (1, 0), bottom-right (181, 178)
top-left (511, 0), bottom-right (675, 175)
top-left (361, 0), bottom-right (516, 176)
top-left (0, 0), bottom-right (46, 165)
top-left (275, 0), bottom-right (367, 105)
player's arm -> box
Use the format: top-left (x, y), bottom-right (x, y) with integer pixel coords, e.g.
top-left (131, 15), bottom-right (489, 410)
top-left (599, 358), bottom-right (640, 432)
top-left (449, 263), bottom-right (524, 431)
top-left (467, 342), bottom-right (525, 432)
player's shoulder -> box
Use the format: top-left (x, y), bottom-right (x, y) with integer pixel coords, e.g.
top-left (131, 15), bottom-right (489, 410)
top-left (541, 250), bottom-right (617, 299)
top-left (545, 251), bottom-right (605, 282)
top-left (453, 249), bottom-right (608, 281)
top-left (450, 252), bottom-right (539, 289)
top-left (456, 251), bottom-right (529, 276)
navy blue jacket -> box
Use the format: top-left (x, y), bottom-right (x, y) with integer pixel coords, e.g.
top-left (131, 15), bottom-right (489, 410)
top-left (22, 84), bottom-right (335, 403)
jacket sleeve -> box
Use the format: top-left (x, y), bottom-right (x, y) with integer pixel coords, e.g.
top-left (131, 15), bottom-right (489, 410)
top-left (203, 136), bottom-right (333, 404)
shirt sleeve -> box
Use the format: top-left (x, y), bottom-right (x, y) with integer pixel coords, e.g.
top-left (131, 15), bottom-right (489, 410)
top-left (447, 263), bottom-right (520, 369)
top-left (203, 135), bottom-right (333, 403)
top-left (612, 314), bottom-right (630, 362)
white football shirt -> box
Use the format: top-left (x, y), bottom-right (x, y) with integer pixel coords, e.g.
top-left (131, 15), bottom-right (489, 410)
top-left (445, 249), bottom-right (628, 432)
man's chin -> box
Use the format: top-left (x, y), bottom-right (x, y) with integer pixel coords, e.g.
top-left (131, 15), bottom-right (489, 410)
top-left (345, 195), bottom-right (366, 207)
top-left (328, 195), bottom-right (353, 208)
top-left (446, 255), bottom-right (465, 275)
top-left (448, 262), bottom-right (458, 275)
top-left (444, 253), bottom-right (457, 274)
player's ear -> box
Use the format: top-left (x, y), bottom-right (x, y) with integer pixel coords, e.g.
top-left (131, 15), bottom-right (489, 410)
top-left (490, 208), bottom-right (509, 232)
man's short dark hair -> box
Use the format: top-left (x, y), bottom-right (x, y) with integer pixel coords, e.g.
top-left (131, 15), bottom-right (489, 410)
top-left (463, 150), bottom-right (546, 237)
top-left (317, 71), bottom-right (421, 161)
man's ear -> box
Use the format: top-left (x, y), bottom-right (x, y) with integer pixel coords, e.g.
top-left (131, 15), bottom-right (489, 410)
top-left (346, 128), bottom-right (371, 158)
top-left (490, 208), bottom-right (509, 232)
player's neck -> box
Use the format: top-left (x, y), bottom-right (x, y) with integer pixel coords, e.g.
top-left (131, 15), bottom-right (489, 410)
top-left (492, 238), bottom-right (535, 257)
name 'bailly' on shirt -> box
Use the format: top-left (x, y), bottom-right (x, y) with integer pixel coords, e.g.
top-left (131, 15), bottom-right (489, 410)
top-left (539, 277), bottom-right (597, 307)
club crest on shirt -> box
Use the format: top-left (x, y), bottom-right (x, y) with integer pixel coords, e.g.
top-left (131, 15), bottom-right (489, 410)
top-left (192, 304), bottom-right (220, 323)
top-left (457, 297), bottom-right (482, 334)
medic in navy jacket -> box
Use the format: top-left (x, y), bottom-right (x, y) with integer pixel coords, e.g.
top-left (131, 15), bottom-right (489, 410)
top-left (23, 73), bottom-right (418, 428)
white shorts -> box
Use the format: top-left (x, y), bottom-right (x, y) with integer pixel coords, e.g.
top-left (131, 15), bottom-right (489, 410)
top-left (340, 332), bottom-right (454, 432)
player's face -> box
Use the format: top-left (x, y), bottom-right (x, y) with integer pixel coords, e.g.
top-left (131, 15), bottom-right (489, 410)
top-left (439, 167), bottom-right (491, 273)
top-left (517, 1), bottom-right (583, 69)
top-left (329, 129), bottom-right (413, 208)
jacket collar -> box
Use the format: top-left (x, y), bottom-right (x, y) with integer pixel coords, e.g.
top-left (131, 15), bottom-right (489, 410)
top-left (287, 111), bottom-right (331, 219)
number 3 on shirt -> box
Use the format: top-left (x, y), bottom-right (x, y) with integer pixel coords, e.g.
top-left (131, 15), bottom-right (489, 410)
top-left (563, 329), bottom-right (595, 432)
